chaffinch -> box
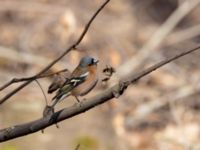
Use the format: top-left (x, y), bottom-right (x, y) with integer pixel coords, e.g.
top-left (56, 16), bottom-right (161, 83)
top-left (50, 56), bottom-right (99, 107)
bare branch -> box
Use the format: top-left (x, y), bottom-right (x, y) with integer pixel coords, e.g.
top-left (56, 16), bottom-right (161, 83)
top-left (0, 45), bottom-right (199, 142)
top-left (0, 69), bottom-right (69, 91)
top-left (0, 0), bottom-right (110, 105)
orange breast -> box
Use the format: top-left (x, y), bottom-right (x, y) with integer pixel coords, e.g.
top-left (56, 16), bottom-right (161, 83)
top-left (71, 65), bottom-right (98, 96)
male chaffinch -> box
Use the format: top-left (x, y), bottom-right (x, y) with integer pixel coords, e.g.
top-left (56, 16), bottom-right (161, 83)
top-left (50, 56), bottom-right (99, 107)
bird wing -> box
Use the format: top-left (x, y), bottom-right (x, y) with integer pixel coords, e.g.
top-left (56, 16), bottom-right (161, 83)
top-left (48, 75), bottom-right (66, 94)
top-left (51, 67), bottom-right (89, 106)
top-left (48, 70), bottom-right (71, 94)
top-left (52, 76), bottom-right (86, 100)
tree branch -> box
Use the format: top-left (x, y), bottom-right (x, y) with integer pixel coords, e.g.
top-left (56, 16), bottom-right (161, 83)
top-left (0, 0), bottom-right (110, 105)
top-left (0, 68), bottom-right (69, 91)
top-left (0, 45), bottom-right (200, 142)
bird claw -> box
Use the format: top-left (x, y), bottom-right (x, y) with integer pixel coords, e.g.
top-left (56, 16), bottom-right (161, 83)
top-left (75, 101), bottom-right (82, 108)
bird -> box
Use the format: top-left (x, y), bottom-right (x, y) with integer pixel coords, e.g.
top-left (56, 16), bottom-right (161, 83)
top-left (50, 56), bottom-right (99, 107)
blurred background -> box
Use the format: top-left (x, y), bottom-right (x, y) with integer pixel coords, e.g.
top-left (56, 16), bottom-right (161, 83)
top-left (1, 0), bottom-right (200, 149)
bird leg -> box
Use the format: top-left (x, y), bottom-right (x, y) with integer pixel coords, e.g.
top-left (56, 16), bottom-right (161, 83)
top-left (75, 96), bottom-right (80, 103)
top-left (75, 96), bottom-right (83, 108)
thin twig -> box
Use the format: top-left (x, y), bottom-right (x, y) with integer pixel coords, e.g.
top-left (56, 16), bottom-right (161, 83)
top-left (74, 0), bottom-right (110, 46)
top-left (0, 45), bottom-right (199, 142)
top-left (35, 79), bottom-right (48, 106)
top-left (129, 45), bottom-right (200, 83)
top-left (0, 0), bottom-right (110, 105)
top-left (0, 69), bottom-right (69, 91)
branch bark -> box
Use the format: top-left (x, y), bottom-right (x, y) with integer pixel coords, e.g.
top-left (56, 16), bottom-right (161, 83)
top-left (0, 45), bottom-right (200, 142)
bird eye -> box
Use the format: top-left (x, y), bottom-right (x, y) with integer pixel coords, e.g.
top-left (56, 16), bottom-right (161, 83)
top-left (88, 59), bottom-right (94, 65)
top-left (88, 58), bottom-right (98, 66)
top-left (92, 58), bottom-right (95, 64)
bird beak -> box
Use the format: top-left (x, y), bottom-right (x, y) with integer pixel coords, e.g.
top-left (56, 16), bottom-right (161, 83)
top-left (94, 59), bottom-right (99, 64)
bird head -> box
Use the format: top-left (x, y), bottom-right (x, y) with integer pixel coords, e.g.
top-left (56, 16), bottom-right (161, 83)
top-left (79, 56), bottom-right (99, 67)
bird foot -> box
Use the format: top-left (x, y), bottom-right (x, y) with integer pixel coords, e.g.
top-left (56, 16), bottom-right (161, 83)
top-left (75, 101), bottom-right (82, 108)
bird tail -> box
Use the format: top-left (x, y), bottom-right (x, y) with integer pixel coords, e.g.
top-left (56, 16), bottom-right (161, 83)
top-left (51, 92), bottom-right (71, 107)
